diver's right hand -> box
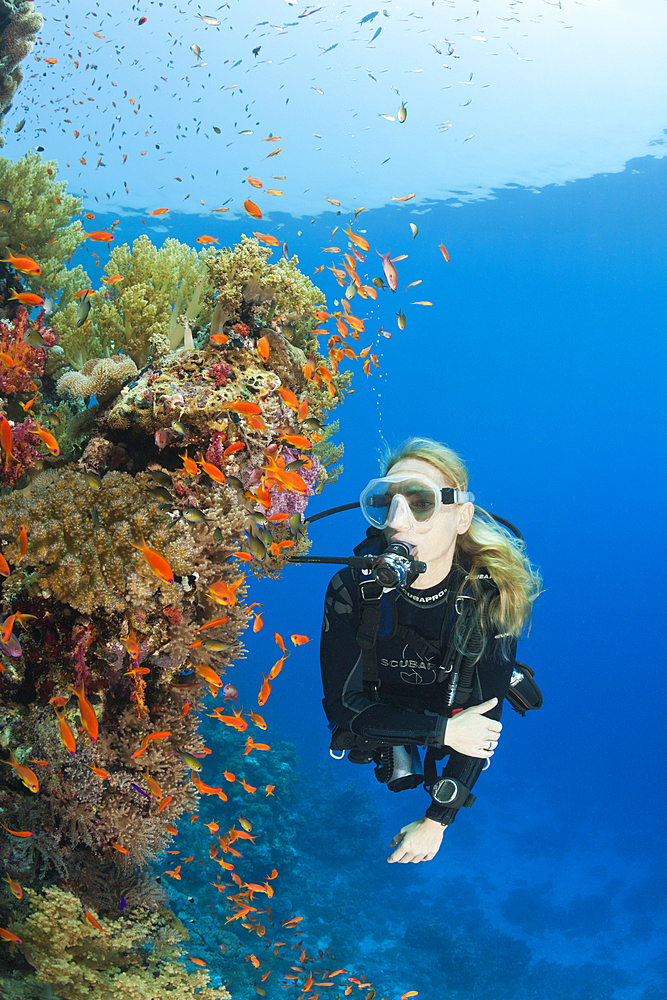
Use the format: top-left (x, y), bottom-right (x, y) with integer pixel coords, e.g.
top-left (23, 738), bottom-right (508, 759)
top-left (444, 698), bottom-right (502, 758)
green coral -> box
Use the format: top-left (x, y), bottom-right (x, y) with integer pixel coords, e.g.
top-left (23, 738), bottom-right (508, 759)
top-left (10, 887), bottom-right (229, 1000)
top-left (53, 235), bottom-right (211, 369)
top-left (0, 470), bottom-right (194, 614)
top-left (203, 236), bottom-right (325, 340)
top-left (0, 152), bottom-right (86, 297)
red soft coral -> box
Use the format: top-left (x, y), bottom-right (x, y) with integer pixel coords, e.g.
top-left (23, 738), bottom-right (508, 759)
top-left (0, 415), bottom-right (43, 487)
top-left (0, 307), bottom-right (58, 396)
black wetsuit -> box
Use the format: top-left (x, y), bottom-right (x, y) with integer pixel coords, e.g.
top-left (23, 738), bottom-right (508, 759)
top-left (320, 562), bottom-right (517, 824)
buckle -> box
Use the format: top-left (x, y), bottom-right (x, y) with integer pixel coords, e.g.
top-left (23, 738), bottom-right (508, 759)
top-left (359, 580), bottom-right (383, 603)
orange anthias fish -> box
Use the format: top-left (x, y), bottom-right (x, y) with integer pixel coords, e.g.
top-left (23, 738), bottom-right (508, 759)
top-left (291, 634), bottom-right (310, 646)
top-left (30, 425), bottom-right (60, 456)
top-left (7, 291), bottom-right (44, 307)
top-left (177, 450), bottom-right (199, 477)
top-left (247, 710), bottom-right (266, 729)
top-left (2, 873), bottom-right (22, 899)
top-left (193, 662), bottom-right (224, 689)
top-left (257, 673), bottom-right (272, 707)
top-left (0, 415), bottom-right (15, 470)
top-left (197, 456), bottom-right (226, 484)
top-left (149, 208), bottom-right (169, 216)
top-left (50, 701), bottom-right (76, 755)
top-left (0, 822), bottom-right (32, 837)
top-left (86, 764), bottom-right (109, 781)
top-left (257, 336), bottom-right (270, 362)
top-left (438, 242), bottom-right (450, 262)
top-left (244, 738), bottom-right (270, 755)
top-left (17, 525), bottom-right (27, 563)
top-left (0, 926), bottom-right (22, 944)
top-left (2, 250), bottom-right (41, 275)
top-left (84, 230), bottom-right (115, 242)
top-left (129, 535), bottom-right (174, 585)
top-left (343, 226), bottom-right (370, 252)
top-left (2, 749), bottom-right (39, 793)
top-left (223, 400), bottom-right (263, 417)
top-left (195, 235), bottom-right (219, 244)
top-left (207, 575), bottom-right (245, 609)
top-left (253, 232), bottom-right (279, 247)
top-left (244, 199), bottom-right (262, 219)
top-left (0, 614), bottom-right (16, 643)
top-left (67, 680), bottom-right (98, 743)
top-left (209, 706), bottom-right (248, 731)
top-left (143, 769), bottom-right (163, 801)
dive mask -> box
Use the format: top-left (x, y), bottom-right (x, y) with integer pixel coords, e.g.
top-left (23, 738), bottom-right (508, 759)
top-left (359, 473), bottom-right (475, 534)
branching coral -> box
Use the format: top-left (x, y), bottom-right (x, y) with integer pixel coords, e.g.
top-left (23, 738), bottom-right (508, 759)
top-left (10, 887), bottom-right (229, 1000)
top-left (0, 1), bottom-right (43, 148)
top-left (0, 153), bottom-right (85, 297)
top-left (56, 354), bottom-right (138, 403)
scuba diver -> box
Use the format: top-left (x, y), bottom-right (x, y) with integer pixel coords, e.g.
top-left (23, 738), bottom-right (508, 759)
top-left (317, 438), bottom-right (542, 864)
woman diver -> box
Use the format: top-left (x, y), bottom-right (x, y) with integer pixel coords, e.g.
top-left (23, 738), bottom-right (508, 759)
top-left (320, 438), bottom-right (541, 864)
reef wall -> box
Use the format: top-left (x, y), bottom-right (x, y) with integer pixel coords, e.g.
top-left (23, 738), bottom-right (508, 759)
top-left (0, 153), bottom-right (364, 999)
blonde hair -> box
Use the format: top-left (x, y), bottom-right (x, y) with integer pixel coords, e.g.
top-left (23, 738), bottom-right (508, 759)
top-left (384, 437), bottom-right (542, 654)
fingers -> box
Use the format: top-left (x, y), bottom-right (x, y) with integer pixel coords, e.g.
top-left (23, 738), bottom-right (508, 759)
top-left (468, 697), bottom-right (498, 714)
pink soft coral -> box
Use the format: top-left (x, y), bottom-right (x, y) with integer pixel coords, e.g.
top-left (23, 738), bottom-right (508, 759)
top-left (0, 307), bottom-right (58, 396)
top-left (0, 415), bottom-right (43, 486)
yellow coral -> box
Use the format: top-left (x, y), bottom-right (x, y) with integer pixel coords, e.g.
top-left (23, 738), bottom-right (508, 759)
top-left (11, 887), bottom-right (229, 1000)
top-left (0, 153), bottom-right (86, 296)
top-left (92, 235), bottom-right (210, 365)
top-left (0, 470), bottom-right (193, 614)
top-left (203, 236), bottom-right (325, 337)
top-left (56, 354), bottom-right (138, 403)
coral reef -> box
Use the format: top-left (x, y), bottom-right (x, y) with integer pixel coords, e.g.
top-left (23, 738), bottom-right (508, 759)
top-left (203, 235), bottom-right (326, 346)
top-left (56, 354), bottom-right (138, 403)
top-left (0, 305), bottom-right (59, 397)
top-left (0, 220), bottom-right (361, 997)
top-left (53, 235), bottom-right (209, 368)
top-left (7, 886), bottom-right (229, 1000)
top-left (0, 1), bottom-right (43, 148)
top-left (0, 153), bottom-right (86, 299)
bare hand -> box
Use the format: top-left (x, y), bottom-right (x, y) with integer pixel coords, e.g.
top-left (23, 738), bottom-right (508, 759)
top-left (387, 818), bottom-right (446, 863)
top-left (445, 697), bottom-right (502, 758)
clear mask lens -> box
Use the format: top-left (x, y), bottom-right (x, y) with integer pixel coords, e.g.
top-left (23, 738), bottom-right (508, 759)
top-left (361, 476), bottom-right (441, 532)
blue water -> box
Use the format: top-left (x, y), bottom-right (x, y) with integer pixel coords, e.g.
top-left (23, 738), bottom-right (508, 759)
top-left (4, 0), bottom-right (667, 995)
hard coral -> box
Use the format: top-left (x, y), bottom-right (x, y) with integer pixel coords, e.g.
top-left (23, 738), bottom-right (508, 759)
top-left (0, 305), bottom-right (57, 395)
top-left (56, 353), bottom-right (138, 403)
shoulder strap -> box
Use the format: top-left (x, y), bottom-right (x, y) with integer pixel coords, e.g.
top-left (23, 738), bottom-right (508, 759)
top-left (355, 578), bottom-right (384, 697)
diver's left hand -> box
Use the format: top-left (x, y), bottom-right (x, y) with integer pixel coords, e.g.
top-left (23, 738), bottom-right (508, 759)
top-left (387, 817), bottom-right (446, 863)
